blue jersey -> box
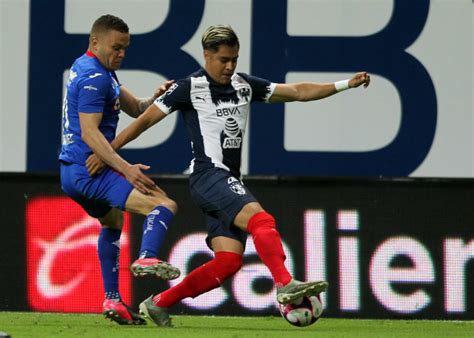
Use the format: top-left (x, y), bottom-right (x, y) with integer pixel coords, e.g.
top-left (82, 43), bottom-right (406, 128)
top-left (59, 51), bottom-right (121, 165)
top-left (155, 69), bottom-right (276, 178)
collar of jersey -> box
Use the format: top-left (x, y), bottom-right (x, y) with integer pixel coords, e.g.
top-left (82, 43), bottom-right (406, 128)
top-left (202, 68), bottom-right (233, 88)
top-left (86, 50), bottom-right (97, 58)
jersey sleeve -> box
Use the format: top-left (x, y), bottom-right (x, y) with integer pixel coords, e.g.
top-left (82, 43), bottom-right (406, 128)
top-left (155, 78), bottom-right (191, 114)
top-left (238, 73), bottom-right (276, 103)
top-left (76, 73), bottom-right (110, 113)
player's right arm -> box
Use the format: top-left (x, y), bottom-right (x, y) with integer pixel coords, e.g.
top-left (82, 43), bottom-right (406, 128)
top-left (79, 112), bottom-right (157, 194)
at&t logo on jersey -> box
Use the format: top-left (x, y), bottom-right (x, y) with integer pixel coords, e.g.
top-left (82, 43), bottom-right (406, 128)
top-left (221, 118), bottom-right (242, 149)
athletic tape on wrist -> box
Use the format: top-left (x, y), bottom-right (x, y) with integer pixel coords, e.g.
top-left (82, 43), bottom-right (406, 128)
top-left (335, 79), bottom-right (350, 92)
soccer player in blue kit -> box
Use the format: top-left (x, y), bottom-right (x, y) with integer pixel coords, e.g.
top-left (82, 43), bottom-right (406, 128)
top-left (59, 15), bottom-right (181, 325)
top-left (99, 25), bottom-right (370, 326)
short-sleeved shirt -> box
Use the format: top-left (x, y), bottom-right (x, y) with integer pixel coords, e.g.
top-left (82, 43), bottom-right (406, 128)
top-left (59, 51), bottom-right (121, 165)
top-left (58, 52), bottom-right (132, 218)
top-left (155, 68), bottom-right (276, 178)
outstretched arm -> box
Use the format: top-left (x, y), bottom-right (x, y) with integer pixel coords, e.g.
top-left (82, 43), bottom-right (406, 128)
top-left (110, 103), bottom-right (167, 150)
top-left (80, 112), bottom-right (157, 194)
top-left (86, 84), bottom-right (172, 177)
top-left (269, 72), bottom-right (370, 103)
top-left (119, 80), bottom-right (174, 118)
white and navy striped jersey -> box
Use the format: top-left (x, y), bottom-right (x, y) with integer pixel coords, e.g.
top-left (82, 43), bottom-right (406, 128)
top-left (155, 69), bottom-right (276, 178)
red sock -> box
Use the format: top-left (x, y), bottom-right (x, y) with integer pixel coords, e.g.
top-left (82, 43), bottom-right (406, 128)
top-left (247, 211), bottom-right (292, 288)
top-left (153, 251), bottom-right (242, 308)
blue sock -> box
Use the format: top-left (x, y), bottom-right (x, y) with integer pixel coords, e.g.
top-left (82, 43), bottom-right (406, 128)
top-left (98, 228), bottom-right (121, 300)
top-left (139, 206), bottom-right (173, 258)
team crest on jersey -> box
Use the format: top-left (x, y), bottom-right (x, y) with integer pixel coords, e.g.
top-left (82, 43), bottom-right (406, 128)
top-left (221, 118), bottom-right (242, 149)
top-left (227, 177), bottom-right (246, 195)
top-left (237, 87), bottom-right (250, 102)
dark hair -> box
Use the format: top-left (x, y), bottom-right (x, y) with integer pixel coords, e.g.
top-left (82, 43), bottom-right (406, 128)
top-left (90, 14), bottom-right (129, 35)
top-left (201, 25), bottom-right (239, 52)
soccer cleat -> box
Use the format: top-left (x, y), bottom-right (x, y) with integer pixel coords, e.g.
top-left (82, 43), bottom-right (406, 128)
top-left (139, 295), bottom-right (172, 327)
top-left (130, 257), bottom-right (181, 280)
top-left (276, 279), bottom-right (329, 305)
top-left (102, 299), bottom-right (146, 325)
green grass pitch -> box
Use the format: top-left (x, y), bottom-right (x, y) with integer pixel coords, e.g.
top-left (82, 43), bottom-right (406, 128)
top-left (0, 312), bottom-right (472, 338)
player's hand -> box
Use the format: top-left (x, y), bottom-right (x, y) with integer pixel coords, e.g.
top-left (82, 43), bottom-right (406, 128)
top-left (153, 80), bottom-right (176, 99)
top-left (86, 154), bottom-right (106, 176)
top-left (349, 72), bottom-right (370, 89)
top-left (123, 163), bottom-right (157, 195)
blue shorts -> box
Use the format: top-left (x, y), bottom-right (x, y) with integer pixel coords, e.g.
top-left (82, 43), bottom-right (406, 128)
top-left (189, 168), bottom-right (257, 249)
top-left (60, 161), bottom-right (134, 218)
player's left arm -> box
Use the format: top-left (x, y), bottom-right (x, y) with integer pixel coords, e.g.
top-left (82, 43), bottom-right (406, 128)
top-left (269, 72), bottom-right (370, 103)
top-left (86, 102), bottom-right (168, 176)
top-left (119, 80), bottom-right (175, 118)
top-left (111, 103), bottom-right (167, 151)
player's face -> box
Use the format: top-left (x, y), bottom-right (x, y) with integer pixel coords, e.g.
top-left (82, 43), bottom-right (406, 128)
top-left (204, 44), bottom-right (239, 85)
top-left (91, 30), bottom-right (130, 71)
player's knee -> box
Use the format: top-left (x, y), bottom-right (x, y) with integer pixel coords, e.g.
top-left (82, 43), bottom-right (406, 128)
top-left (99, 209), bottom-right (124, 229)
top-left (160, 198), bottom-right (178, 214)
top-left (215, 252), bottom-right (243, 277)
top-left (143, 196), bottom-right (178, 215)
top-left (247, 211), bottom-right (276, 233)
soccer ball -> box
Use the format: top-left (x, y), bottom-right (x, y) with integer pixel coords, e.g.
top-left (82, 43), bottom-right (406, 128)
top-left (279, 295), bottom-right (323, 327)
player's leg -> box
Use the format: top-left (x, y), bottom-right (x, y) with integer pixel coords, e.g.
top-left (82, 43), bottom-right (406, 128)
top-left (234, 202), bottom-right (291, 287)
top-left (124, 188), bottom-right (180, 280)
top-left (186, 168), bottom-right (294, 291)
top-left (140, 235), bottom-right (244, 326)
top-left (61, 163), bottom-right (147, 324)
top-left (83, 166), bottom-right (179, 280)
top-left (234, 203), bottom-right (328, 304)
top-left (98, 208), bottom-right (145, 325)
top-left (61, 163), bottom-right (142, 324)
top-left (97, 208), bottom-right (123, 303)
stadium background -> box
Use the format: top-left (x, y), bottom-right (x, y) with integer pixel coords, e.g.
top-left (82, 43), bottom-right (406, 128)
top-left (0, 0), bottom-right (472, 320)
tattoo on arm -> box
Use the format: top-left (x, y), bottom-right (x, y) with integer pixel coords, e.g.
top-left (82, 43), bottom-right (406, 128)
top-left (137, 97), bottom-right (154, 115)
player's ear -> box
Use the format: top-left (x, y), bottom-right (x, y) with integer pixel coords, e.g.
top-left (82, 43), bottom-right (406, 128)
top-left (90, 35), bottom-right (99, 51)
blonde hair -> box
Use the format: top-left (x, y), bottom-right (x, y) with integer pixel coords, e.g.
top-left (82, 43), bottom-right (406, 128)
top-left (201, 25), bottom-right (239, 52)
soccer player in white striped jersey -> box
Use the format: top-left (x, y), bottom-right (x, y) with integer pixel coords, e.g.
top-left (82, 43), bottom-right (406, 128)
top-left (100, 25), bottom-right (370, 326)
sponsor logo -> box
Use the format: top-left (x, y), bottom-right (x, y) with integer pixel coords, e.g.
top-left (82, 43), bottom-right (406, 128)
top-left (157, 83), bottom-right (179, 104)
top-left (67, 70), bottom-right (77, 85)
top-left (216, 107), bottom-right (241, 117)
top-left (145, 209), bottom-right (167, 234)
top-left (195, 95), bottom-right (207, 102)
top-left (83, 85), bottom-right (97, 91)
top-left (26, 197), bottom-right (132, 313)
top-left (221, 118), bottom-right (242, 149)
top-left (223, 138), bottom-right (242, 149)
top-left (88, 73), bottom-right (102, 79)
